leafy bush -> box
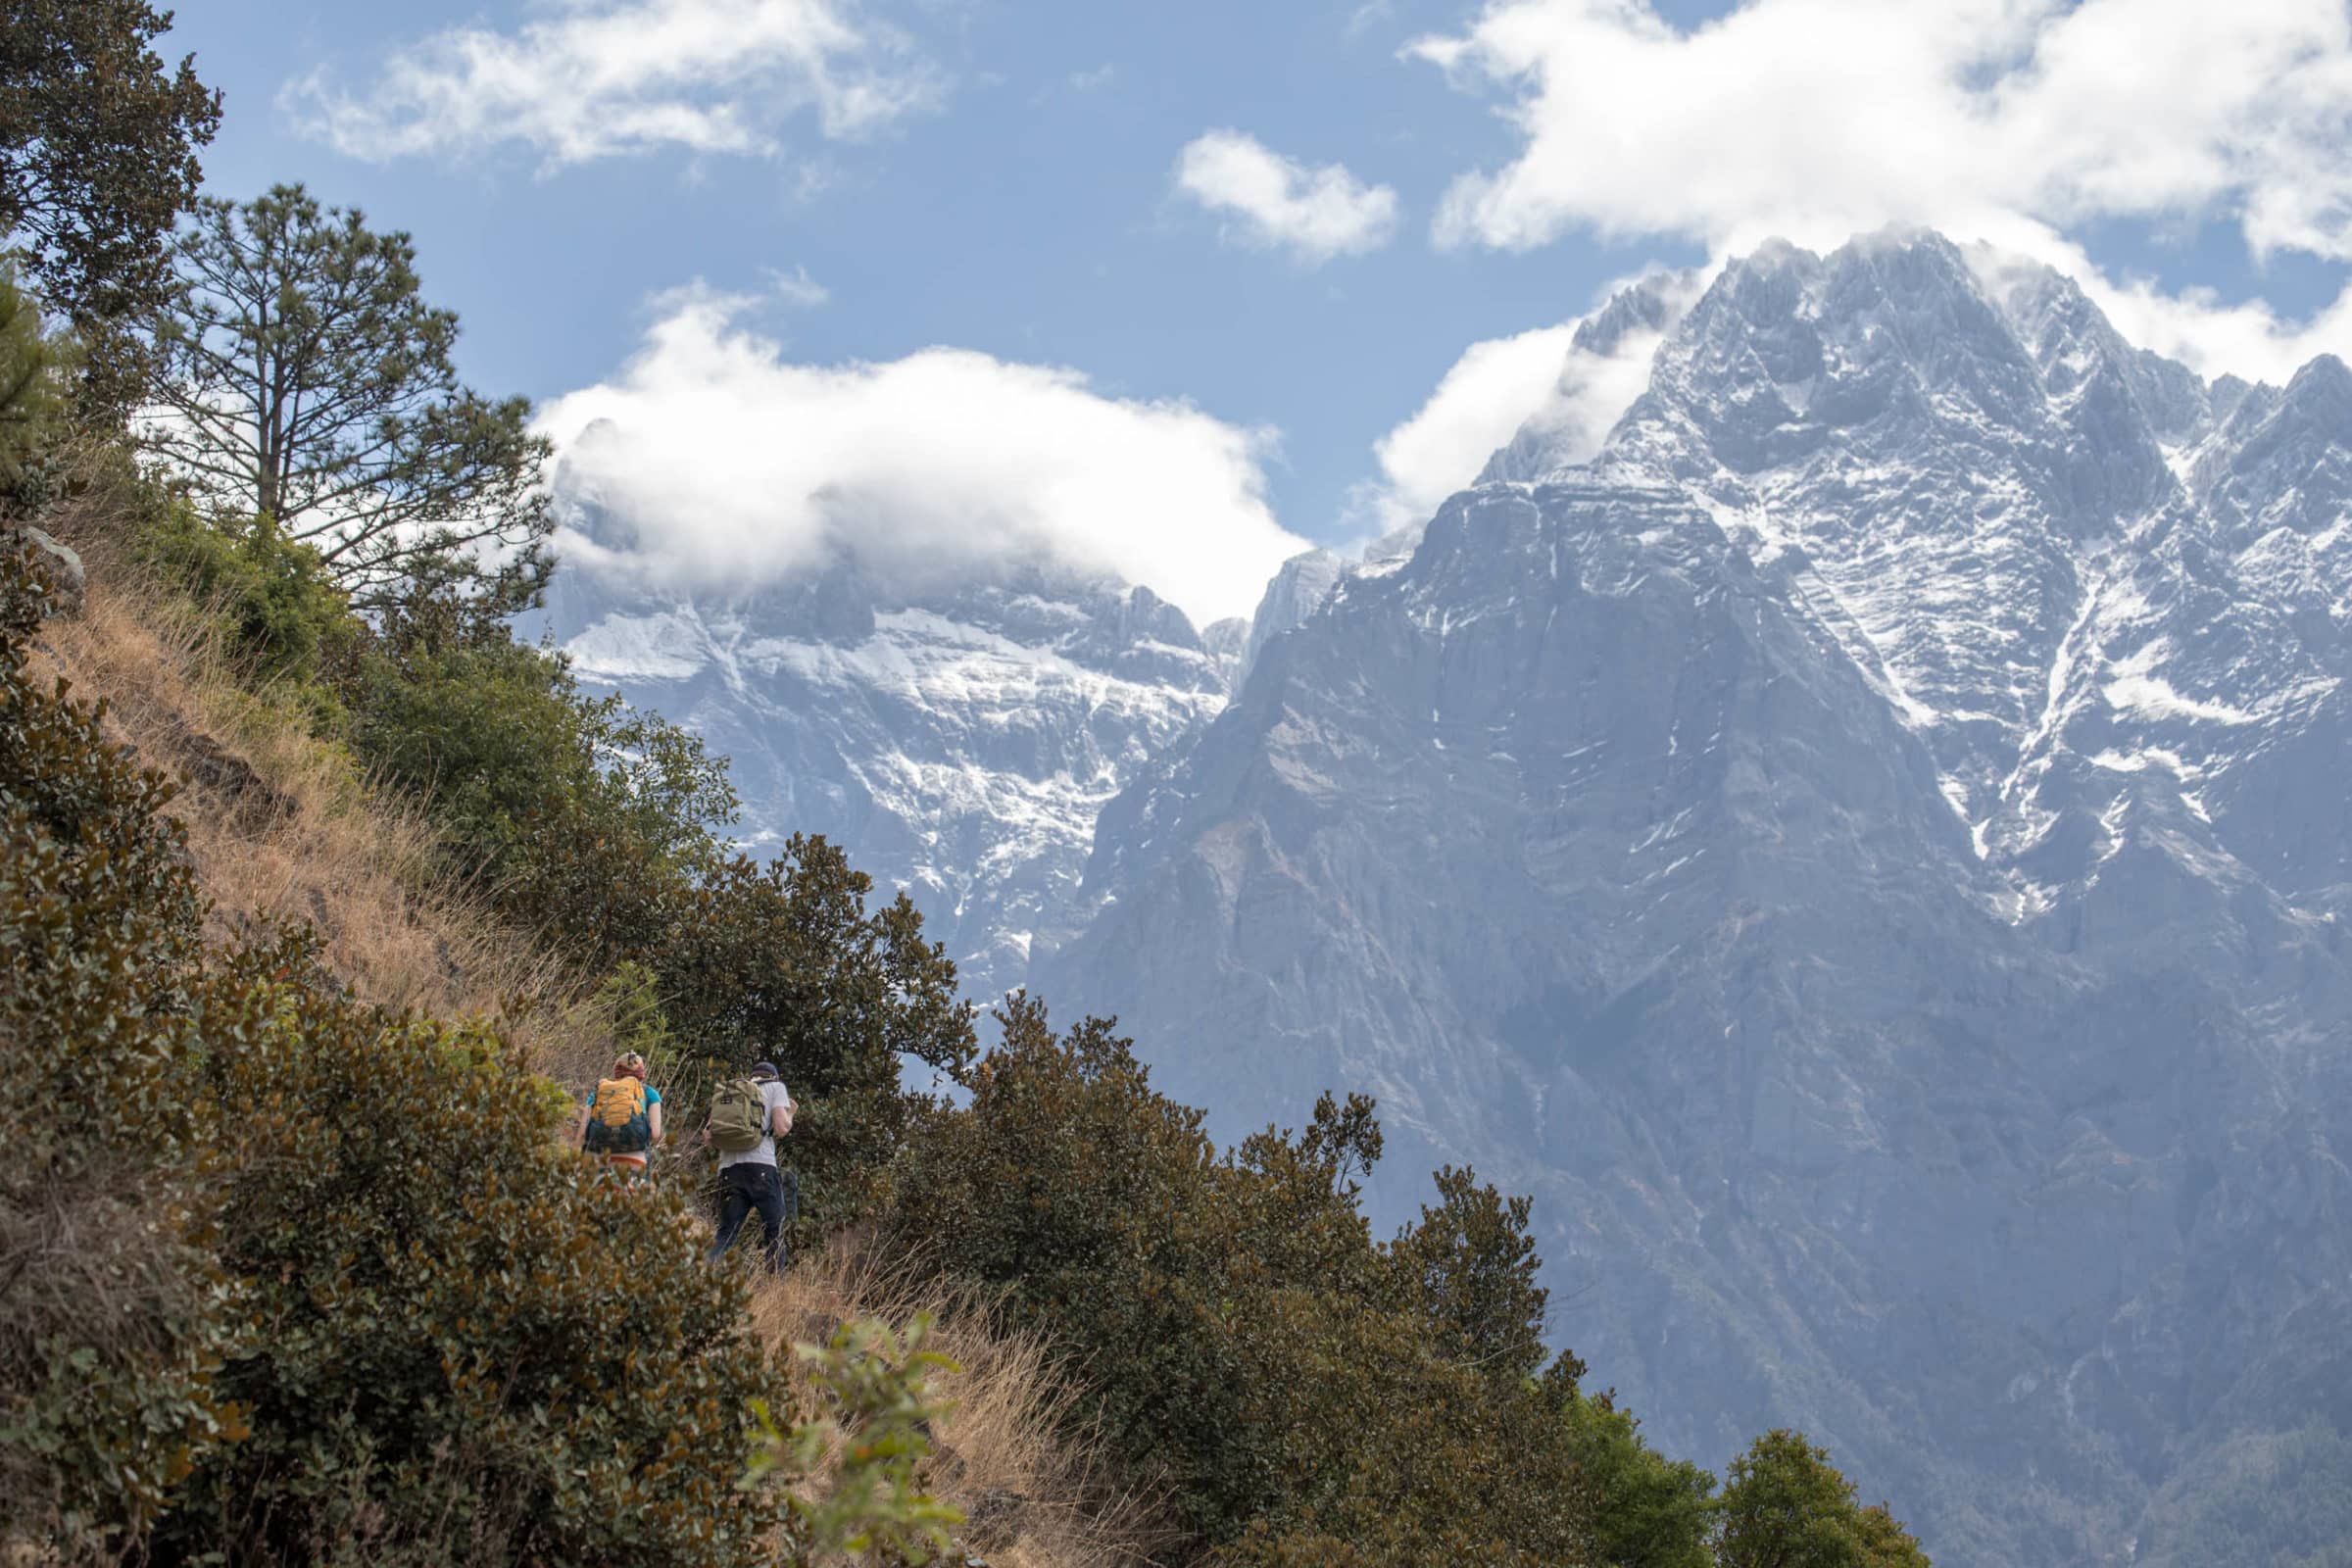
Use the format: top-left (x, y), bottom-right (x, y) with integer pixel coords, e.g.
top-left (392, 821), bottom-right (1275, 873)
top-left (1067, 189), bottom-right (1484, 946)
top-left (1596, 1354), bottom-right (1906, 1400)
top-left (137, 503), bottom-right (356, 689)
top-left (0, 545), bottom-right (240, 1552)
top-left (0, 270), bottom-right (77, 513)
top-left (891, 996), bottom-right (1594, 1561)
top-left (1718, 1429), bottom-right (1931, 1568)
top-left (651, 836), bottom-right (977, 1221)
top-left (758, 1315), bottom-right (966, 1563)
top-left (346, 628), bottom-right (739, 961)
top-left (149, 951), bottom-right (796, 1567)
top-left (1390, 1162), bottom-right (1552, 1381)
top-left (1556, 1382), bottom-right (1717, 1568)
top-left (886, 999), bottom-right (1235, 1522)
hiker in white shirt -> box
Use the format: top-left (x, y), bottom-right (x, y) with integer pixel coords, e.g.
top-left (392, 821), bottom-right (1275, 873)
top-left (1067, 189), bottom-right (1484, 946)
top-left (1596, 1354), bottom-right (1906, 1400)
top-left (706, 1061), bottom-right (796, 1271)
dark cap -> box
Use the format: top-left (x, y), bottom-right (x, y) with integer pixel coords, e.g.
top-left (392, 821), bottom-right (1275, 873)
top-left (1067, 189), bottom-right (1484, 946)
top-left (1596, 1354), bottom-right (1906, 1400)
top-left (751, 1061), bottom-right (780, 1081)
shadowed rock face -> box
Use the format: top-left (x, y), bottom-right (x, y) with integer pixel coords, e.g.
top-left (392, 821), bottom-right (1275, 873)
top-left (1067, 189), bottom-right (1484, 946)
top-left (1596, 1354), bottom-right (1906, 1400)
top-left (1039, 232), bottom-right (2352, 1568)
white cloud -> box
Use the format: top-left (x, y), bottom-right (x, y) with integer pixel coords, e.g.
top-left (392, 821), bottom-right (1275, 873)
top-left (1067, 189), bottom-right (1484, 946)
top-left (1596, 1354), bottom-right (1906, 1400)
top-left (1415, 0), bottom-right (2352, 259)
top-left (1360, 270), bottom-right (1699, 534)
top-left (286, 0), bottom-right (940, 166)
top-left (1366, 322), bottom-right (1579, 528)
top-left (1411, 0), bottom-right (2352, 381)
top-left (765, 265), bottom-right (830, 307)
top-left (1173, 129), bottom-right (1400, 264)
top-left (536, 289), bottom-right (1308, 625)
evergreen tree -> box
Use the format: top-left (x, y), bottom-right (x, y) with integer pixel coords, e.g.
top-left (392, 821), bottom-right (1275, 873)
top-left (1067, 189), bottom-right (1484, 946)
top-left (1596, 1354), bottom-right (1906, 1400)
top-left (1554, 1382), bottom-right (1717, 1568)
top-left (0, 269), bottom-right (74, 505)
top-left (149, 183), bottom-right (554, 617)
top-left (1853, 1501), bottom-right (1933, 1568)
top-left (1717, 1429), bottom-right (1931, 1568)
top-left (1390, 1163), bottom-right (1550, 1380)
top-left (0, 0), bottom-right (219, 413)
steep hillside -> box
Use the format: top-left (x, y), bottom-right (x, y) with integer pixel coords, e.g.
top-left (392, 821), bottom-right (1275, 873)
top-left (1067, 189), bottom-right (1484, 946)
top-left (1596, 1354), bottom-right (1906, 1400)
top-left (16, 513), bottom-right (1162, 1568)
top-left (28, 495), bottom-right (552, 1034)
top-left (1039, 231), bottom-right (2352, 1568)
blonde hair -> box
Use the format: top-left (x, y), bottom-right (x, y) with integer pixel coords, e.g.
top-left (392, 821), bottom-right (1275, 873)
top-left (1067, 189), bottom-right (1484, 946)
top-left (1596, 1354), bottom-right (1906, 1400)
top-left (612, 1052), bottom-right (648, 1081)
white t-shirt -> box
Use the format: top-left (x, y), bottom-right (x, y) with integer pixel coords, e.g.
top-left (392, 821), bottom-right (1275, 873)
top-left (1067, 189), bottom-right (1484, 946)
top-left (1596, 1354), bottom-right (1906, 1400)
top-left (716, 1079), bottom-right (794, 1171)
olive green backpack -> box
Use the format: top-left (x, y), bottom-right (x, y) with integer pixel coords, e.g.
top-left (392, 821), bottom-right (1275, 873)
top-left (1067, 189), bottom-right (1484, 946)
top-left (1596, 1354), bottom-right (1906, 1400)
top-left (707, 1077), bottom-right (767, 1154)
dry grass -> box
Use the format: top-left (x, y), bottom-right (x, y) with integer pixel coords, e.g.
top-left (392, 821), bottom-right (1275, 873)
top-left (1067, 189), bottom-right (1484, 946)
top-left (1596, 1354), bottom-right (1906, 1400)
top-left (27, 498), bottom-right (592, 1060)
top-left (751, 1233), bottom-right (1177, 1568)
top-left (42, 582), bottom-right (531, 1004)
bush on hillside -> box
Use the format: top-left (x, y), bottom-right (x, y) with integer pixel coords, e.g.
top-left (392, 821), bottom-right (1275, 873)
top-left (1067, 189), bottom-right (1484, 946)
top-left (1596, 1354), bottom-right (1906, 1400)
top-left (0, 270), bottom-right (77, 513)
top-left (759, 1315), bottom-right (965, 1562)
top-left (348, 630), bottom-right (735, 897)
top-left (137, 503), bottom-right (355, 690)
top-left (658, 838), bottom-right (977, 1218)
top-left (890, 995), bottom-right (1595, 1561)
top-left (152, 947), bottom-right (796, 1568)
top-left (380, 652), bottom-right (728, 991)
top-left (1718, 1429), bottom-right (1932, 1568)
top-left (0, 546), bottom-right (241, 1553)
top-left (886, 999), bottom-right (1236, 1520)
top-left (1554, 1381), bottom-right (1717, 1568)
top-left (1390, 1162), bottom-right (1552, 1382)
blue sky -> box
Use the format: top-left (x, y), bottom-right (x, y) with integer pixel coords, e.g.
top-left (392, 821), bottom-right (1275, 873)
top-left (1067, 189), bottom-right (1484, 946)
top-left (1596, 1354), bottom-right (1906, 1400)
top-left (164, 0), bottom-right (2352, 622)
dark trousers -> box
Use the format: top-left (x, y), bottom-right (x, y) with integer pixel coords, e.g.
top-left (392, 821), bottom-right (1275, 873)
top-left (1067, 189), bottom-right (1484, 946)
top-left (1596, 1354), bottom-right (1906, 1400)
top-left (710, 1162), bottom-right (796, 1272)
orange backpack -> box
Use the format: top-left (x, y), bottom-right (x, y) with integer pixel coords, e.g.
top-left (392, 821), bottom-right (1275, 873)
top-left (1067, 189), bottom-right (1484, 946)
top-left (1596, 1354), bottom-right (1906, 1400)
top-left (583, 1077), bottom-right (651, 1154)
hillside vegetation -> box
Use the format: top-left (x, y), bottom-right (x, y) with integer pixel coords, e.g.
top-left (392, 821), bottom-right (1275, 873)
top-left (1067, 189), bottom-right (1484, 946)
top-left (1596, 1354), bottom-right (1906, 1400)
top-left (2, 7), bottom-right (1937, 1564)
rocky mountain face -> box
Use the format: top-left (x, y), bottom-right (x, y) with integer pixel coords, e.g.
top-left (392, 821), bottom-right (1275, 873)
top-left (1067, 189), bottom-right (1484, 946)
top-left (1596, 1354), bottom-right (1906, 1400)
top-left (1037, 232), bottom-right (2352, 1568)
top-left (544, 558), bottom-right (1232, 1002)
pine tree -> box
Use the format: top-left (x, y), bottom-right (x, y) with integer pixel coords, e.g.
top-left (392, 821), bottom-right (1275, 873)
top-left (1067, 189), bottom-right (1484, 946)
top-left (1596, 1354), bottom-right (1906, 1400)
top-left (148, 183), bottom-right (554, 618)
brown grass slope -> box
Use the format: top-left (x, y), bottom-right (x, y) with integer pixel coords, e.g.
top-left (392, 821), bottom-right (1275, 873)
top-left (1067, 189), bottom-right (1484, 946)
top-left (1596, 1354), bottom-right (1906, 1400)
top-left (30, 506), bottom-right (1164, 1568)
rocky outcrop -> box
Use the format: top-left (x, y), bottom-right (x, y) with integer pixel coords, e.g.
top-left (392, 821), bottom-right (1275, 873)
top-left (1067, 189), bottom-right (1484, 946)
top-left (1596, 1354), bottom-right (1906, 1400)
top-left (5, 521), bottom-right (83, 618)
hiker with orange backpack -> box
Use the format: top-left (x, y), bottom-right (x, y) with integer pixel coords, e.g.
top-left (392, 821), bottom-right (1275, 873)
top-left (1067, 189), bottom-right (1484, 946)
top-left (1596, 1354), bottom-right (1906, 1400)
top-left (576, 1052), bottom-right (664, 1180)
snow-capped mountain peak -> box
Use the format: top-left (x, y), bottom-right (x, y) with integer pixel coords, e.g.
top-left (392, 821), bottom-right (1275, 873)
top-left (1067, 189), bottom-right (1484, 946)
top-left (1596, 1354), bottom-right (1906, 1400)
top-left (1038, 229), bottom-right (2352, 1568)
top-left (548, 551), bottom-right (1234, 998)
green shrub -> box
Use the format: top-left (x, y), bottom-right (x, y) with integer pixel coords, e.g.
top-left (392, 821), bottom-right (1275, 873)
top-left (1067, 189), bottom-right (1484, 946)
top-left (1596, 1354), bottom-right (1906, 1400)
top-left (346, 631), bottom-right (734, 954)
top-left (758, 1315), bottom-right (965, 1563)
top-left (1389, 1163), bottom-right (1551, 1382)
top-left (0, 270), bottom-right (77, 513)
top-left (137, 504), bottom-right (356, 691)
top-left (1718, 1428), bottom-right (1931, 1568)
top-left (887, 998), bottom-right (1236, 1528)
top-left (0, 545), bottom-right (241, 1554)
top-left (656, 837), bottom-right (976, 1221)
top-left (152, 951), bottom-right (794, 1567)
top-left (890, 996), bottom-right (1595, 1561)
top-left (1555, 1380), bottom-right (1717, 1568)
